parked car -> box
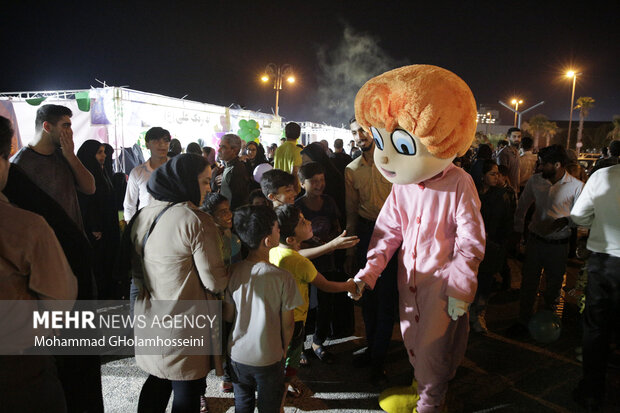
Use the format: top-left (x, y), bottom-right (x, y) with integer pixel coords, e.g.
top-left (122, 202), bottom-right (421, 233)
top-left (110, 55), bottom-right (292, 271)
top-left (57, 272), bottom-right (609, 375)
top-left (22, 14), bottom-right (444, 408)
top-left (577, 153), bottom-right (601, 175)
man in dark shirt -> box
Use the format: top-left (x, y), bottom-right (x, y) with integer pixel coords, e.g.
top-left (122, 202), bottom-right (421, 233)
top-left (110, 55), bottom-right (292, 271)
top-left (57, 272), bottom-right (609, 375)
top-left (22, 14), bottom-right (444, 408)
top-left (218, 133), bottom-right (250, 209)
top-left (11, 104), bottom-right (95, 230)
top-left (330, 138), bottom-right (353, 176)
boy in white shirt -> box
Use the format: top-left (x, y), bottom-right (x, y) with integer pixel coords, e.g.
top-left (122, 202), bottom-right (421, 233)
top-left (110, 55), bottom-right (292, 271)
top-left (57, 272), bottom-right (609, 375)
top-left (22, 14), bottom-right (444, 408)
top-left (224, 205), bottom-right (303, 413)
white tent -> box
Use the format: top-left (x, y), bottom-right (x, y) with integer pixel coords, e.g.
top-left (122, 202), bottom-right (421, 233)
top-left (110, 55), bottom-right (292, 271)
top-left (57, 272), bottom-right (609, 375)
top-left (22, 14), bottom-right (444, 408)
top-left (0, 87), bottom-right (285, 171)
top-left (1, 86), bottom-right (352, 171)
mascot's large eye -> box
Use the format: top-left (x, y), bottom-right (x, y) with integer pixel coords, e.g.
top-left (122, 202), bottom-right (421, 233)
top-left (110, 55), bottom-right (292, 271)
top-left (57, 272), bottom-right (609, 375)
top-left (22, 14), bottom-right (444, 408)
top-left (370, 127), bottom-right (384, 150)
top-left (391, 130), bottom-right (416, 156)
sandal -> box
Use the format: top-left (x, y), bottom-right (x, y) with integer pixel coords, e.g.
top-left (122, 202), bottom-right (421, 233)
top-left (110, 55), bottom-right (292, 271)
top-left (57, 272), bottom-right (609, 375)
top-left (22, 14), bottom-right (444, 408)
top-left (312, 345), bottom-right (334, 364)
top-left (299, 352), bottom-right (309, 367)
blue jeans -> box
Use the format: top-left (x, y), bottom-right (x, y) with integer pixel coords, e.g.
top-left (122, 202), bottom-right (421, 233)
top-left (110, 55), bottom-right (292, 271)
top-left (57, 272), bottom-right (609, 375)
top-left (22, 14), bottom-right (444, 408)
top-left (230, 359), bottom-right (285, 413)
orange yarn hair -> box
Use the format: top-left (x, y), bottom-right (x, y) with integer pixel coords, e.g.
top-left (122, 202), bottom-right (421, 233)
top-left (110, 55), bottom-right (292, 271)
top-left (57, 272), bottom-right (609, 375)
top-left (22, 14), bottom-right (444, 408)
top-left (354, 65), bottom-right (477, 159)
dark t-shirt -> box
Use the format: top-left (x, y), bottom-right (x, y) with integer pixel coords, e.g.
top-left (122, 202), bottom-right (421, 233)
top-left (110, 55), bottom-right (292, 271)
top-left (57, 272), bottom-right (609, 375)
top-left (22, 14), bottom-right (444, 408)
top-left (295, 194), bottom-right (341, 273)
top-left (330, 152), bottom-right (353, 176)
top-left (11, 147), bottom-right (83, 231)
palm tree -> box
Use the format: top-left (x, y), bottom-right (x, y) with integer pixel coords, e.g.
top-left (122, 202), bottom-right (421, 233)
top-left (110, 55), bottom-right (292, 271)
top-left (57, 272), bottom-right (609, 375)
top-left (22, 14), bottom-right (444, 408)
top-left (544, 121), bottom-right (559, 147)
top-left (522, 114), bottom-right (550, 148)
top-left (575, 97), bottom-right (595, 153)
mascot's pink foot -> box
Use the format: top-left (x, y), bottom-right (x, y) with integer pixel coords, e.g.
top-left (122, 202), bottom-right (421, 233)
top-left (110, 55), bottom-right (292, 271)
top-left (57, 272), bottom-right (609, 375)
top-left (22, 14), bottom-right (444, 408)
top-left (378, 380), bottom-right (419, 413)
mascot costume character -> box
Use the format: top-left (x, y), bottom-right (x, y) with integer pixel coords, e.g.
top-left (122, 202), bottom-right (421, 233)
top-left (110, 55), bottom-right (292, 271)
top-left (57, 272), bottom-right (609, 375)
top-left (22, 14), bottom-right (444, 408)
top-left (351, 65), bottom-right (486, 412)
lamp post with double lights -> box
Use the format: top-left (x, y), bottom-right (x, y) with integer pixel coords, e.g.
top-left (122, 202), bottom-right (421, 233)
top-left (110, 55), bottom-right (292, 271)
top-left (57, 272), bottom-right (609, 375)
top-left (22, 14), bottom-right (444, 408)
top-left (261, 64), bottom-right (295, 117)
top-left (566, 70), bottom-right (579, 149)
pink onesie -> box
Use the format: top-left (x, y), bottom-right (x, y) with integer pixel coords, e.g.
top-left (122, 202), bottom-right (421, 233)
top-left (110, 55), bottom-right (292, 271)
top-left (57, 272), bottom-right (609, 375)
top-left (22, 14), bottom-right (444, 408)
top-left (356, 164), bottom-right (486, 413)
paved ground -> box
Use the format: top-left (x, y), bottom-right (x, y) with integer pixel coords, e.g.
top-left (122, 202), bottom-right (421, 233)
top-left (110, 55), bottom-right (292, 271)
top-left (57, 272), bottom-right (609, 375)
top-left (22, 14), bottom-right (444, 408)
top-left (101, 257), bottom-right (620, 412)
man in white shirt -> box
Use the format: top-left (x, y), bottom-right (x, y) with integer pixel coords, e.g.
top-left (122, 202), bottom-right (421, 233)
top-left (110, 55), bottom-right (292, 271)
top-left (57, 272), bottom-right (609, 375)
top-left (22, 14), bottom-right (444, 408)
top-left (512, 145), bottom-right (583, 331)
top-left (570, 164), bottom-right (620, 411)
top-left (123, 127), bottom-right (169, 313)
top-left (123, 127), bottom-right (170, 221)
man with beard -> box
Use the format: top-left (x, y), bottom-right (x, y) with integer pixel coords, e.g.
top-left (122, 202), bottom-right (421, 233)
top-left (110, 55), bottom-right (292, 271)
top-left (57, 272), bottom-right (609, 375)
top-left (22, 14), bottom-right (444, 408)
top-left (343, 117), bottom-right (396, 385)
top-left (510, 145), bottom-right (583, 335)
top-left (11, 105), bottom-right (95, 229)
top-left (497, 127), bottom-right (522, 194)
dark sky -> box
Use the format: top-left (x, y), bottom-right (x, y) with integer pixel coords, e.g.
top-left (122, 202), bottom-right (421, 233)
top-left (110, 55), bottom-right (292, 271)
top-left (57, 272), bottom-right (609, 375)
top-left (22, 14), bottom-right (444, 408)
top-left (2, 1), bottom-right (619, 125)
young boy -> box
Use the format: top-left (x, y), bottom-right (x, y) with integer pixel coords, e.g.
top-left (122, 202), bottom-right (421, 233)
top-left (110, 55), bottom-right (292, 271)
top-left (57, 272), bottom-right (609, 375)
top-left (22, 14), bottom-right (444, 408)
top-left (295, 162), bottom-right (342, 363)
top-left (269, 204), bottom-right (358, 397)
top-left (260, 169), bottom-right (297, 207)
top-left (224, 205), bottom-right (303, 413)
top-left (261, 168), bottom-right (359, 258)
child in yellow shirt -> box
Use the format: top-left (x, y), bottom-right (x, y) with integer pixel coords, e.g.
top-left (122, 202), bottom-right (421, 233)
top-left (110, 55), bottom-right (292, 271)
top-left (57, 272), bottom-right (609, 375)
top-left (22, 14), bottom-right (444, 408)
top-left (269, 204), bottom-right (358, 398)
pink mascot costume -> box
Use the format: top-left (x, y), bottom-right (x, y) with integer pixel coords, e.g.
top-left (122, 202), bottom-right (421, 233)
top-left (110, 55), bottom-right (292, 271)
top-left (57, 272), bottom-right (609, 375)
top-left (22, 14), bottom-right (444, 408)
top-left (352, 65), bottom-right (486, 413)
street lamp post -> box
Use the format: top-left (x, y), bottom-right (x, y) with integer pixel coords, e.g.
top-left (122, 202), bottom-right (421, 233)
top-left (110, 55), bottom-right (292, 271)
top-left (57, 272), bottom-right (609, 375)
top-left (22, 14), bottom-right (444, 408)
top-left (261, 63), bottom-right (295, 117)
top-left (511, 98), bottom-right (523, 127)
top-left (566, 71), bottom-right (578, 149)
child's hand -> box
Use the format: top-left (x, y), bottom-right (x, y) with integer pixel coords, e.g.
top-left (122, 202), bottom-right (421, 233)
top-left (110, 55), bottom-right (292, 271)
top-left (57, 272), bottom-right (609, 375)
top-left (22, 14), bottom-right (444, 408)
top-left (328, 230), bottom-right (359, 251)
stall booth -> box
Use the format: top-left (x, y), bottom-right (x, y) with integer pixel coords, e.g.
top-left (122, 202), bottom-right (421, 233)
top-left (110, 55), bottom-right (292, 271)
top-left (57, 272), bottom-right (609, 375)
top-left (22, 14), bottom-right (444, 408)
top-left (0, 87), bottom-right (284, 172)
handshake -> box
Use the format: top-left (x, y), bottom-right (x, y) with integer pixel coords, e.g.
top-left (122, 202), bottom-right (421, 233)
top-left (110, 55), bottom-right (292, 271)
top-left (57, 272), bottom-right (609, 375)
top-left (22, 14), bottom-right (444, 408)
top-left (345, 279), bottom-right (366, 301)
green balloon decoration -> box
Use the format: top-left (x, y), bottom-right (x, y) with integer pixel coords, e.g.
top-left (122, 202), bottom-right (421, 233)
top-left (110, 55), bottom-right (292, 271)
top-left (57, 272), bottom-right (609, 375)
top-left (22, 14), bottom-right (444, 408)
top-left (238, 119), bottom-right (260, 143)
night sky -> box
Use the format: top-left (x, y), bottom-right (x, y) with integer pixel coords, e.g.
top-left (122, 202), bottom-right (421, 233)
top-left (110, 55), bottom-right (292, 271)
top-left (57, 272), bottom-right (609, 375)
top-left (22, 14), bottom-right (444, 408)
top-left (2, 1), bottom-right (619, 125)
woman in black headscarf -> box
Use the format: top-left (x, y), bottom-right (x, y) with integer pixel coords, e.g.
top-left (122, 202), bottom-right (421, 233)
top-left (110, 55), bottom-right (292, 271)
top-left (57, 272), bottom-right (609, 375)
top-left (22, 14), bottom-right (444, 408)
top-left (77, 139), bottom-right (121, 300)
top-left (103, 143), bottom-right (115, 178)
top-left (130, 154), bottom-right (228, 413)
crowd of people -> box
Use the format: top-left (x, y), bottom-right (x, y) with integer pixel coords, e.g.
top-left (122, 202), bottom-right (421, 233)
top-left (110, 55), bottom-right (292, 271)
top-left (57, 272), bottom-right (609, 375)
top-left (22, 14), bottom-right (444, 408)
top-left (1, 104), bottom-right (619, 412)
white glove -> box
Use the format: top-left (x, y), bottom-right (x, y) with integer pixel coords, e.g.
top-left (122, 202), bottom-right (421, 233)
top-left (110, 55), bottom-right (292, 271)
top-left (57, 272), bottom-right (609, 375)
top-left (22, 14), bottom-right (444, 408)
top-left (348, 279), bottom-right (366, 301)
top-left (447, 296), bottom-right (469, 321)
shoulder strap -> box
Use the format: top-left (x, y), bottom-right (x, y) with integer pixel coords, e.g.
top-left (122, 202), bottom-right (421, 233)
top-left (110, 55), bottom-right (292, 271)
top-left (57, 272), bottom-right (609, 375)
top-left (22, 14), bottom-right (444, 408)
top-left (141, 203), bottom-right (174, 258)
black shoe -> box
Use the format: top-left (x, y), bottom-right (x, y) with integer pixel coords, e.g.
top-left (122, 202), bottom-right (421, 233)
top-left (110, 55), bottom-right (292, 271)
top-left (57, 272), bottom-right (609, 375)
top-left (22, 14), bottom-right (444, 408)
top-left (505, 322), bottom-right (529, 339)
top-left (572, 387), bottom-right (601, 412)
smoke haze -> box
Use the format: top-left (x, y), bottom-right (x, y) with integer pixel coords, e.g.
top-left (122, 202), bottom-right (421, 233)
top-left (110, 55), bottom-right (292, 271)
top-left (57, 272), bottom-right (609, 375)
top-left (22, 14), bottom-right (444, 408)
top-left (311, 25), bottom-right (405, 127)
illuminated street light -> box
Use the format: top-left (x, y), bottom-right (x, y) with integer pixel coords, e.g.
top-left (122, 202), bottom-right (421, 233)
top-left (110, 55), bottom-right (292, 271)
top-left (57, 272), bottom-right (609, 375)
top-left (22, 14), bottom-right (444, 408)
top-left (566, 70), bottom-right (579, 149)
top-left (260, 63), bottom-right (294, 117)
top-left (511, 98), bottom-right (523, 126)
